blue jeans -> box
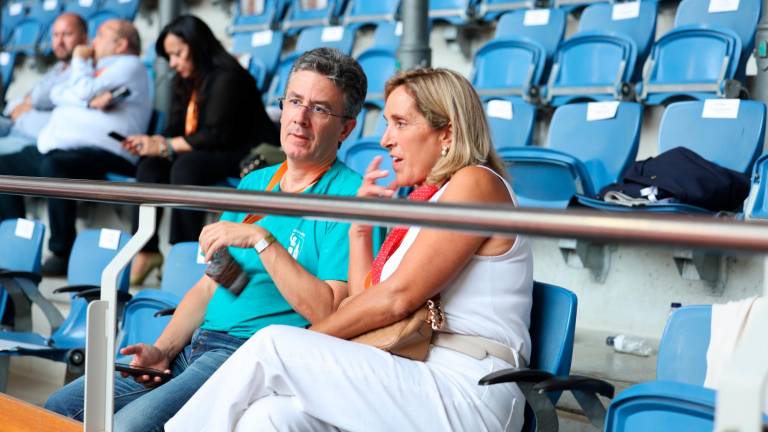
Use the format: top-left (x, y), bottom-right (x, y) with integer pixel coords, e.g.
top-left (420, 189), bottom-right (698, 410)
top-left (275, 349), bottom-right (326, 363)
top-left (44, 330), bottom-right (247, 432)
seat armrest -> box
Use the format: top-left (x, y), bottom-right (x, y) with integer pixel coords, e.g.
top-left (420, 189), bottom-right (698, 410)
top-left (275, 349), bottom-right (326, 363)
top-left (153, 307), bottom-right (176, 318)
top-left (0, 270), bottom-right (41, 284)
top-left (75, 289), bottom-right (132, 303)
top-left (53, 284), bottom-right (100, 294)
top-left (478, 367), bottom-right (554, 385)
top-left (534, 374), bottom-right (615, 398)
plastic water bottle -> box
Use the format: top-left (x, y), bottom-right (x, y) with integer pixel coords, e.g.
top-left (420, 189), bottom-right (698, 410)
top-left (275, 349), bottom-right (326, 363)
top-left (606, 334), bottom-right (653, 357)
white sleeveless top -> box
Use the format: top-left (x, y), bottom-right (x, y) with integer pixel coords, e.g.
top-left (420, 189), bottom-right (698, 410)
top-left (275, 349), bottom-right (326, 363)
top-left (380, 167), bottom-right (534, 362)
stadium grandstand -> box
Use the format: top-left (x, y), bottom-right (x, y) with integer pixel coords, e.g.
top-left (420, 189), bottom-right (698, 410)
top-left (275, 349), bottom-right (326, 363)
top-left (0, 0), bottom-right (766, 430)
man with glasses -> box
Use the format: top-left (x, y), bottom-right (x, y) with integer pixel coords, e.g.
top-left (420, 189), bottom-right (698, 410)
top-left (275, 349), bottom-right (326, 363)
top-left (45, 47), bottom-right (372, 432)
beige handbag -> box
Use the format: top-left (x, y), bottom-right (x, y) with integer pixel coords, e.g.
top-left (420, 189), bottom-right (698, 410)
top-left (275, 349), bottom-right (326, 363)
top-left (340, 297), bottom-right (445, 361)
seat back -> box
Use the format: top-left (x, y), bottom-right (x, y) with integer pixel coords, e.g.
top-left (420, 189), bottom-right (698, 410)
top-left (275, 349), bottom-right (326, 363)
top-left (51, 229), bottom-right (131, 348)
top-left (160, 242), bottom-right (207, 299)
top-left (529, 282), bottom-right (578, 378)
top-left (675, 0), bottom-right (760, 52)
top-left (0, 219), bottom-right (45, 323)
top-left (548, 102), bottom-right (643, 190)
top-left (357, 48), bottom-right (398, 102)
top-left (339, 137), bottom-right (396, 186)
top-left (495, 9), bottom-right (567, 60)
top-left (100, 0), bottom-right (140, 19)
top-left (649, 26), bottom-right (741, 86)
top-left (656, 305), bottom-right (711, 385)
top-left (118, 242), bottom-right (206, 353)
top-left (2, 1), bottom-right (28, 43)
top-left (343, 0), bottom-right (400, 25)
top-left (5, 17), bottom-right (42, 55)
top-left (484, 98), bottom-right (536, 150)
top-left (64, 0), bottom-right (101, 19)
top-left (231, 29), bottom-right (284, 91)
top-left (370, 21), bottom-right (402, 51)
top-left (283, 0), bottom-right (346, 31)
top-left (659, 100), bottom-right (766, 174)
top-left (472, 37), bottom-right (546, 96)
top-left (428, 0), bottom-right (474, 24)
top-left (578, 2), bottom-right (657, 60)
top-left (232, 0), bottom-right (283, 31)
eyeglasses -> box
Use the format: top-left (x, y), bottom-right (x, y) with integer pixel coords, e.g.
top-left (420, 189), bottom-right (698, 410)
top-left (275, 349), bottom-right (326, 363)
top-left (278, 97), bottom-right (350, 121)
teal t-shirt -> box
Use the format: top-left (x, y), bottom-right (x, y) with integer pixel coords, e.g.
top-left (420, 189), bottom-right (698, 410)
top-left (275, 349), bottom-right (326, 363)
top-left (201, 159), bottom-right (362, 339)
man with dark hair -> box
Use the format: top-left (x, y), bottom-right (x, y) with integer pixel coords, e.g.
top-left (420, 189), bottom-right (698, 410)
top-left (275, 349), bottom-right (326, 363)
top-left (0, 19), bottom-right (151, 274)
top-left (0, 12), bottom-right (87, 155)
top-left (45, 47), bottom-right (372, 432)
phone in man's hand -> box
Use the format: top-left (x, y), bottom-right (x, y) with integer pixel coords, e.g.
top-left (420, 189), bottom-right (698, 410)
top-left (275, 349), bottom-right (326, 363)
top-left (105, 86), bottom-right (131, 108)
top-left (114, 362), bottom-right (173, 381)
top-left (108, 131), bottom-right (127, 142)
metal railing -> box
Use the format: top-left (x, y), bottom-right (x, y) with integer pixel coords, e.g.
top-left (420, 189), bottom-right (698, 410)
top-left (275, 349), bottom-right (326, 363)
top-left (0, 175), bottom-right (766, 432)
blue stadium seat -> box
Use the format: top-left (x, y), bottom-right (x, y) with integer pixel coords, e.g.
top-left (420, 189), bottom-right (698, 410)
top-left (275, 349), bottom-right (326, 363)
top-left (476, 0), bottom-right (538, 22)
top-left (0, 228), bottom-right (131, 378)
top-left (367, 21), bottom-right (402, 52)
top-left (231, 0), bottom-right (287, 32)
top-left (265, 25), bottom-right (355, 105)
top-left (483, 98), bottom-right (536, 151)
top-left (578, 1), bottom-right (658, 78)
top-left (357, 47), bottom-right (398, 103)
top-left (545, 31), bottom-right (637, 106)
top-left (282, 0), bottom-right (347, 33)
top-left (34, 0), bottom-right (65, 55)
top-left (577, 100), bottom-right (766, 213)
top-left (744, 154), bottom-right (768, 221)
top-left (0, 219), bottom-right (45, 330)
top-left (100, 0), bottom-right (141, 20)
top-left (674, 0), bottom-right (761, 74)
top-left (428, 0), bottom-right (475, 25)
top-left (502, 102), bottom-right (643, 209)
top-left (553, 0), bottom-right (610, 12)
top-left (231, 29), bottom-right (284, 92)
top-left (342, 0), bottom-right (400, 27)
top-left (471, 37), bottom-right (547, 102)
top-left (479, 282), bottom-right (578, 432)
top-left (5, 15), bottom-right (45, 55)
top-left (638, 25), bottom-right (743, 104)
top-left (64, 0), bottom-right (101, 20)
top-left (339, 136), bottom-right (396, 186)
top-left (494, 8), bottom-right (567, 62)
top-left (1, 1), bottom-right (28, 44)
top-left (117, 242), bottom-right (206, 357)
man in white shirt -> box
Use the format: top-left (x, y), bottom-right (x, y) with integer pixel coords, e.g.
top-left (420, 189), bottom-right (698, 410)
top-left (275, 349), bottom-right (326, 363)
top-left (0, 19), bottom-right (151, 274)
top-left (0, 13), bottom-right (88, 155)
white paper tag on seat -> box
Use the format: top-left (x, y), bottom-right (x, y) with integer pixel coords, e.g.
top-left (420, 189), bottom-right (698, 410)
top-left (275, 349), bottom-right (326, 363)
top-left (197, 246), bottom-right (207, 264)
top-left (395, 21), bottom-right (403, 36)
top-left (9, 2), bottom-right (23, 16)
top-left (15, 218), bottom-right (34, 240)
top-left (251, 30), bottom-right (273, 47)
top-left (43, 0), bottom-right (58, 11)
top-left (524, 9), bottom-right (550, 26)
top-left (487, 100), bottom-right (514, 120)
top-left (79, 0), bottom-right (93, 7)
top-left (709, 0), bottom-right (739, 12)
top-left (301, 0), bottom-right (327, 10)
top-left (98, 228), bottom-right (121, 250)
top-left (0, 52), bottom-right (11, 66)
top-left (612, 2), bottom-right (640, 20)
top-left (321, 26), bottom-right (344, 42)
top-left (586, 101), bottom-right (619, 121)
top-left (702, 99), bottom-right (740, 118)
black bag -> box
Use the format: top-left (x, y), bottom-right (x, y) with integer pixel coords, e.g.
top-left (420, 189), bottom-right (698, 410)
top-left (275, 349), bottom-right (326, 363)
top-left (598, 147), bottom-right (750, 212)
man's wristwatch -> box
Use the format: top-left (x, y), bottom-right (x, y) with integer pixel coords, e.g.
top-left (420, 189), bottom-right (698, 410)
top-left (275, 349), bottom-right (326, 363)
top-left (254, 232), bottom-right (276, 254)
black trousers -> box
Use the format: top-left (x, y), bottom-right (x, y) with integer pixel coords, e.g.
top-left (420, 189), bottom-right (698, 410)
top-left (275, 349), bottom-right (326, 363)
top-left (132, 151), bottom-right (242, 252)
top-left (0, 146), bottom-right (135, 256)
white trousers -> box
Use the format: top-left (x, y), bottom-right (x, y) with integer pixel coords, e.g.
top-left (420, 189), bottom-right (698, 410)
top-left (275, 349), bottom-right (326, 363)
top-left (165, 325), bottom-right (524, 432)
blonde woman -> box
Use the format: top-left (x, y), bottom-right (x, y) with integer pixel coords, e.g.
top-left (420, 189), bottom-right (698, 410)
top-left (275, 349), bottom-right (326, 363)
top-left (166, 68), bottom-right (534, 432)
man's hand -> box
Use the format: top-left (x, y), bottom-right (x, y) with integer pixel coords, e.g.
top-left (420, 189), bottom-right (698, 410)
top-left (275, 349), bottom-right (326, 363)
top-left (9, 96), bottom-right (32, 121)
top-left (199, 221), bottom-right (267, 262)
top-left (89, 91), bottom-right (113, 110)
top-left (72, 45), bottom-right (93, 60)
top-left (119, 343), bottom-right (171, 386)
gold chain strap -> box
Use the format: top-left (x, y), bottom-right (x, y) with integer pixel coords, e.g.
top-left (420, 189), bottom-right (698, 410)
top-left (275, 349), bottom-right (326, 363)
top-left (426, 299), bottom-right (445, 330)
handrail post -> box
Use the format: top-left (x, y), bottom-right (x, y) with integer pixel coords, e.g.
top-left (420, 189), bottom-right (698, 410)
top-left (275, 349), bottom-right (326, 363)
top-left (83, 205), bottom-right (156, 432)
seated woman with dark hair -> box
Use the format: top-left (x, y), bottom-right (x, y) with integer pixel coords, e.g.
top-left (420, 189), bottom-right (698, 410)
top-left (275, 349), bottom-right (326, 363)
top-left (166, 67), bottom-right (534, 432)
top-left (124, 14), bottom-right (279, 284)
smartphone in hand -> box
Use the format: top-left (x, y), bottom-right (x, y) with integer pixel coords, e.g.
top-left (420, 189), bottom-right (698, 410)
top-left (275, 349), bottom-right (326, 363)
top-left (105, 86), bottom-right (131, 109)
top-left (108, 131), bottom-right (127, 142)
top-left (115, 362), bottom-right (172, 381)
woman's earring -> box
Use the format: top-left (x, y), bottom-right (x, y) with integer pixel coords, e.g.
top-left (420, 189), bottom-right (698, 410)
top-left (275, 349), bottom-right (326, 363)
top-left (441, 146), bottom-right (449, 157)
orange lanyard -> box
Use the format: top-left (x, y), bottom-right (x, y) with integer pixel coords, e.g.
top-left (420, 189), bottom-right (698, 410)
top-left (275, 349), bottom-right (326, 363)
top-left (241, 161), bottom-right (331, 224)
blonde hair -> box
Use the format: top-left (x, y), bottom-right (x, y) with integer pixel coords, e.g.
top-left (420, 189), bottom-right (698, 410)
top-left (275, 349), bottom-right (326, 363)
top-left (384, 68), bottom-right (506, 185)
